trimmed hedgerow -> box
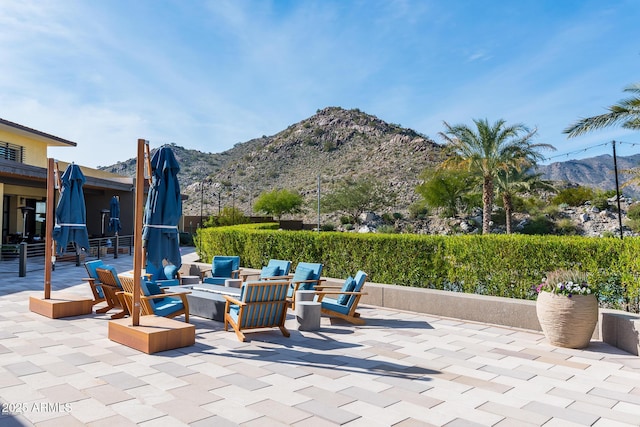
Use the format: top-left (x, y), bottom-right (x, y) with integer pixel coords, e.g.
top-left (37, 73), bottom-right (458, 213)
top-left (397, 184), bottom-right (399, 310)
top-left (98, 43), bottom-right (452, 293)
top-left (196, 225), bottom-right (640, 311)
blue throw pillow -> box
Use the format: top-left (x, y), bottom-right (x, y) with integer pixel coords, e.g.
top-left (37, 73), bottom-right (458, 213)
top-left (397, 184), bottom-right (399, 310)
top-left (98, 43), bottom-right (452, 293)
top-left (337, 276), bottom-right (355, 305)
top-left (143, 280), bottom-right (165, 303)
top-left (164, 264), bottom-right (179, 280)
top-left (293, 267), bottom-right (315, 290)
top-left (260, 265), bottom-right (281, 278)
top-left (212, 259), bottom-right (233, 277)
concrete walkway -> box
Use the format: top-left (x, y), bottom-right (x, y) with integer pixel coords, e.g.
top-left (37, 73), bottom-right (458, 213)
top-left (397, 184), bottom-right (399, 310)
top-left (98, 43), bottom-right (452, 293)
top-left (1, 250), bottom-right (639, 426)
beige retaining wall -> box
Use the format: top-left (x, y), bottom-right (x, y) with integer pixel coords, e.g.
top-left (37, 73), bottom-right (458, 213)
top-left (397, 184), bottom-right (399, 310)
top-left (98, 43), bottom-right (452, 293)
top-left (182, 261), bottom-right (640, 356)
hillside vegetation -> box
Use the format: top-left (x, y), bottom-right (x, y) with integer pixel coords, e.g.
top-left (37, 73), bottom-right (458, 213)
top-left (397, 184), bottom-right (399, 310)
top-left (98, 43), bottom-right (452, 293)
top-left (100, 106), bottom-right (640, 232)
top-left (101, 107), bottom-right (445, 220)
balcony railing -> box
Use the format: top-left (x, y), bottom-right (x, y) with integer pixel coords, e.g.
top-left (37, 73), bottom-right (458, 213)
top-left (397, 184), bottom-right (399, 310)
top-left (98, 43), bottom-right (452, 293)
top-left (0, 235), bottom-right (134, 276)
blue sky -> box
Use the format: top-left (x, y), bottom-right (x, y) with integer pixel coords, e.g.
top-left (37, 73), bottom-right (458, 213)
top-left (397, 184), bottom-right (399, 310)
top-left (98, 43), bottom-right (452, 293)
top-left (1, 0), bottom-right (639, 168)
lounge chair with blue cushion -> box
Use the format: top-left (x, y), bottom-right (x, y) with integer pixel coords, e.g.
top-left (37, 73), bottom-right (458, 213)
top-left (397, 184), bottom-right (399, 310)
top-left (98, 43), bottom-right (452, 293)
top-left (223, 280), bottom-right (290, 342)
top-left (118, 274), bottom-right (191, 322)
top-left (287, 262), bottom-right (324, 309)
top-left (202, 256), bottom-right (241, 285)
top-left (315, 271), bottom-right (368, 325)
top-left (84, 259), bottom-right (107, 308)
top-left (95, 266), bottom-right (128, 319)
top-left (241, 259), bottom-right (291, 282)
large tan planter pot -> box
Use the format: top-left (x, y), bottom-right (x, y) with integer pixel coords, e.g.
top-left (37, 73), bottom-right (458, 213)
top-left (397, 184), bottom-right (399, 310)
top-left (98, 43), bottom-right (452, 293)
top-left (536, 291), bottom-right (598, 349)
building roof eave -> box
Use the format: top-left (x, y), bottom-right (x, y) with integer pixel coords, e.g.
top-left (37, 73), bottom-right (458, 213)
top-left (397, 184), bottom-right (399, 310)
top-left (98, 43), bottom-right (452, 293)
top-left (0, 118), bottom-right (77, 147)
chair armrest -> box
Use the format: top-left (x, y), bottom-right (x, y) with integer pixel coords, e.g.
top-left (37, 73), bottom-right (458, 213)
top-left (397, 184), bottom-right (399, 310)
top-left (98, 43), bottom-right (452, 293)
top-left (199, 267), bottom-right (212, 279)
top-left (263, 274), bottom-right (292, 281)
top-left (231, 269), bottom-right (241, 279)
top-left (157, 290), bottom-right (191, 298)
top-left (316, 290), bottom-right (367, 295)
top-left (223, 295), bottom-right (244, 306)
top-left (240, 272), bottom-right (259, 281)
top-left (314, 284), bottom-right (341, 290)
top-left (292, 278), bottom-right (324, 285)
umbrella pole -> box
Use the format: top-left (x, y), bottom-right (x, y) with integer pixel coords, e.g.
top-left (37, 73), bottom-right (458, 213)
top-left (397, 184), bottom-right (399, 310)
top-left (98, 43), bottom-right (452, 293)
top-left (132, 139), bottom-right (148, 326)
top-left (43, 158), bottom-right (55, 299)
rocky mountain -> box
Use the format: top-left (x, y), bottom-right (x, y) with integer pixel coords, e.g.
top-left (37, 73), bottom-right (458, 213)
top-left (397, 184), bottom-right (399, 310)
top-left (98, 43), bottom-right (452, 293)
top-left (100, 107), bottom-right (445, 220)
top-left (537, 154), bottom-right (640, 198)
top-left (100, 106), bottom-right (640, 227)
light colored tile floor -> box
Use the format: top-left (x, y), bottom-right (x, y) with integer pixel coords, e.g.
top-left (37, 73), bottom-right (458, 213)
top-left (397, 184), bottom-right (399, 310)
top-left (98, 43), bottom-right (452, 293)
top-left (1, 249), bottom-right (639, 426)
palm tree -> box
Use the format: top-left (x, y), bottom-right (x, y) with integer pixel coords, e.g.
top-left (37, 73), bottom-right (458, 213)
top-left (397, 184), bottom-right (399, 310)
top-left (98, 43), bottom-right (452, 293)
top-left (439, 119), bottom-right (555, 234)
top-left (495, 169), bottom-right (556, 234)
top-left (564, 83), bottom-right (640, 137)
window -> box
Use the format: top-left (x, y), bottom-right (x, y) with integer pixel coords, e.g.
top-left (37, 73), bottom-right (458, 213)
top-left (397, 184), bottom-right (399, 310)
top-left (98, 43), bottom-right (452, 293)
top-left (0, 142), bottom-right (24, 163)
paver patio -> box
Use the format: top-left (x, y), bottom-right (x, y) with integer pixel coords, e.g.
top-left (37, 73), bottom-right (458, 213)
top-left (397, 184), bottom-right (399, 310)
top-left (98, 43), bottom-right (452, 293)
top-left (1, 250), bottom-right (639, 426)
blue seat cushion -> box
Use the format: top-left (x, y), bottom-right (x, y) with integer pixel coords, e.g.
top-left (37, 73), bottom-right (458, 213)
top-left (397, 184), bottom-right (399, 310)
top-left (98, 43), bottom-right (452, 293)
top-left (212, 259), bottom-right (233, 278)
top-left (337, 276), bottom-right (355, 305)
top-left (260, 265), bottom-right (281, 278)
top-left (152, 297), bottom-right (184, 317)
top-left (321, 297), bottom-right (352, 315)
top-left (203, 277), bottom-right (226, 285)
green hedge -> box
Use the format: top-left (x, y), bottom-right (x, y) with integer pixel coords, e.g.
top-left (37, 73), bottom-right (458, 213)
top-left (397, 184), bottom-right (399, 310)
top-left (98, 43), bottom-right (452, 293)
top-left (195, 225), bottom-right (640, 311)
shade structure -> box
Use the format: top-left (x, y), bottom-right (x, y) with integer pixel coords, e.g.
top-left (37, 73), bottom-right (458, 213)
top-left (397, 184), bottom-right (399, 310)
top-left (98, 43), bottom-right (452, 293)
top-left (108, 195), bottom-right (121, 234)
top-left (52, 163), bottom-right (90, 254)
top-left (142, 146), bottom-right (182, 270)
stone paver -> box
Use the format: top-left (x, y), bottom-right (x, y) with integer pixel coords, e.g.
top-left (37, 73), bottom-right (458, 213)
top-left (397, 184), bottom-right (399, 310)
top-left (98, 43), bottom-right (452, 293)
top-left (0, 249), bottom-right (639, 426)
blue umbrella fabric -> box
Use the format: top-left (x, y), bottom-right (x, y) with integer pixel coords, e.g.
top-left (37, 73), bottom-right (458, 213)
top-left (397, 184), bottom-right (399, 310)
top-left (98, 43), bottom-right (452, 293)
top-left (142, 147), bottom-right (182, 270)
top-left (107, 196), bottom-right (121, 234)
top-left (52, 163), bottom-right (90, 254)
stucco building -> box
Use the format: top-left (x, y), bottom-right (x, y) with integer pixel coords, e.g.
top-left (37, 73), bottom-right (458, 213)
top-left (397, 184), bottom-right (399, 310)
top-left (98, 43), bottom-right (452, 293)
top-left (0, 118), bottom-right (134, 244)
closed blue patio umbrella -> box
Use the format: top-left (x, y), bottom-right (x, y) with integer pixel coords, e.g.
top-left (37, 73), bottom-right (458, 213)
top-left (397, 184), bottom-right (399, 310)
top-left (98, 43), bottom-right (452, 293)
top-left (52, 163), bottom-right (90, 255)
top-left (108, 195), bottom-right (121, 234)
top-left (142, 147), bottom-right (182, 270)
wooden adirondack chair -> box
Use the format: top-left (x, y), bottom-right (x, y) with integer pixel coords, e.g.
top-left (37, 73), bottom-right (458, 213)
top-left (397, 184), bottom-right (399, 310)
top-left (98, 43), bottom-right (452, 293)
top-left (315, 271), bottom-right (368, 325)
top-left (95, 267), bottom-right (128, 319)
top-left (286, 262), bottom-right (324, 310)
top-left (118, 275), bottom-right (191, 323)
top-left (223, 280), bottom-right (290, 342)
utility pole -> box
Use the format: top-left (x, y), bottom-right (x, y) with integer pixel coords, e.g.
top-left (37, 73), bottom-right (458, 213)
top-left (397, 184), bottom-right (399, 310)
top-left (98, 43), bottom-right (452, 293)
top-left (612, 140), bottom-right (624, 239)
top-left (317, 174), bottom-right (321, 232)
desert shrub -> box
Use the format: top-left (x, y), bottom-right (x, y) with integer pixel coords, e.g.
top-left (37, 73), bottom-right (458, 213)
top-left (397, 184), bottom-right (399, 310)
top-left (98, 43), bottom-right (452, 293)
top-left (376, 225), bottom-right (396, 234)
top-left (393, 212), bottom-right (403, 220)
top-left (541, 204), bottom-right (562, 219)
top-left (340, 216), bottom-right (352, 225)
top-left (520, 215), bottom-right (555, 235)
top-left (408, 202), bottom-right (429, 219)
top-left (627, 203), bottom-right (640, 220)
top-left (555, 218), bottom-right (579, 235)
top-left (551, 186), bottom-right (595, 207)
top-left (591, 190), bottom-right (614, 210)
top-left (381, 213), bottom-right (394, 224)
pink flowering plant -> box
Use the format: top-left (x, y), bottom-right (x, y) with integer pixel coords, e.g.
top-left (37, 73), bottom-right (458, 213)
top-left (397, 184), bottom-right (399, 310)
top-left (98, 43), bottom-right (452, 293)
top-left (536, 270), bottom-right (596, 298)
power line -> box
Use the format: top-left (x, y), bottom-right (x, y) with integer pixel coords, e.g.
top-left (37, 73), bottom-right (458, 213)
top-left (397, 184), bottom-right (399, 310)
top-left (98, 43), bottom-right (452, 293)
top-left (543, 140), bottom-right (640, 162)
top-left (544, 142), bottom-right (610, 161)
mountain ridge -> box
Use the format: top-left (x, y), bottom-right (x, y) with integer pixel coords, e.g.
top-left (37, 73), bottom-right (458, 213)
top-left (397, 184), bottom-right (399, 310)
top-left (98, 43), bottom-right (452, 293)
top-left (99, 107), bottom-right (640, 221)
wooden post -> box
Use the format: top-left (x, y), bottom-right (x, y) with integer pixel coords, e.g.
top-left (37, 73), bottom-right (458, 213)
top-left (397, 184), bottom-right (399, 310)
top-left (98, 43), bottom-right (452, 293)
top-left (44, 158), bottom-right (55, 299)
top-left (132, 139), bottom-right (147, 326)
